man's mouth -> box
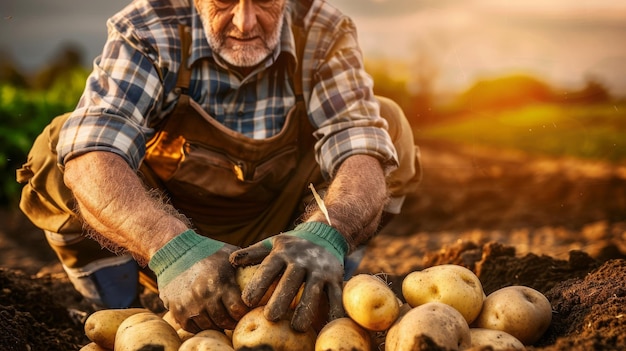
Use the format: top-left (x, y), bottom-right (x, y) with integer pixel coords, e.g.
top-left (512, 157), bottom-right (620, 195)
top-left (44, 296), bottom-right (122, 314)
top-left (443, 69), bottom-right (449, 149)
top-left (233, 36), bottom-right (257, 41)
top-left (228, 36), bottom-right (261, 43)
top-left (225, 36), bottom-right (262, 50)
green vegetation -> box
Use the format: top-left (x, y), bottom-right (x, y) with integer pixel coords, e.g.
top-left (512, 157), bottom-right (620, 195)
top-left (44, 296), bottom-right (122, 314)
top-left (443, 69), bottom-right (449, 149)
top-left (365, 60), bottom-right (623, 164)
top-left (0, 67), bottom-right (89, 207)
top-left (420, 103), bottom-right (626, 162)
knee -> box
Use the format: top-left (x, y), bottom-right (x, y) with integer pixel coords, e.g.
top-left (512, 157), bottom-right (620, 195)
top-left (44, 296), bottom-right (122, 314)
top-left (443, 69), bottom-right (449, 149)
top-left (375, 96), bottom-right (423, 213)
top-left (45, 231), bottom-right (140, 308)
top-left (63, 256), bottom-right (140, 308)
top-left (375, 96), bottom-right (418, 168)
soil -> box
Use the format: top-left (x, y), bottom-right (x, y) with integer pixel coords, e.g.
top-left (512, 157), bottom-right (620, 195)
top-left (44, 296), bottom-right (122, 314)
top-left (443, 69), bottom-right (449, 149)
top-left (1, 139), bottom-right (625, 351)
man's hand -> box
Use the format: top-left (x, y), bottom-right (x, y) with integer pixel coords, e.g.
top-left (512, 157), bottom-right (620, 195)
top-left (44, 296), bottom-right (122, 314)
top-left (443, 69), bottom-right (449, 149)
top-left (229, 222), bottom-right (347, 332)
top-left (149, 230), bottom-right (249, 332)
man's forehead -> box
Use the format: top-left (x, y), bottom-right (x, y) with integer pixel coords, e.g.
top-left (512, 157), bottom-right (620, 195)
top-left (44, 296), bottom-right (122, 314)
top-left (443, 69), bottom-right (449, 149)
top-left (204, 0), bottom-right (287, 4)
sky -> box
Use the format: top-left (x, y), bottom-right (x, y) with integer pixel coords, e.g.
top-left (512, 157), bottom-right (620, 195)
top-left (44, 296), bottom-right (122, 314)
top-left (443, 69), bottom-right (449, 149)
top-left (1, 0), bottom-right (626, 95)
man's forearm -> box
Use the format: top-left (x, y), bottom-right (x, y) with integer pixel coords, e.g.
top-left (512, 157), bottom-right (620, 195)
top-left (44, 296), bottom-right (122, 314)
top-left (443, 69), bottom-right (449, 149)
top-left (305, 154), bottom-right (388, 251)
top-left (63, 151), bottom-right (188, 264)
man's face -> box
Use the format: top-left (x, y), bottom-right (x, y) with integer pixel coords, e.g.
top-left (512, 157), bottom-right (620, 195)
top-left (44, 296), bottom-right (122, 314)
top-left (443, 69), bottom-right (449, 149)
top-left (195, 0), bottom-right (286, 68)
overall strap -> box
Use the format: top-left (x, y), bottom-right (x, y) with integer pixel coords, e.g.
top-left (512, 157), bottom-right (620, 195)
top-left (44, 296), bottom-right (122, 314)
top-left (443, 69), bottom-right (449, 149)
top-left (290, 23), bottom-right (306, 102)
top-left (148, 25), bottom-right (193, 130)
top-left (176, 25), bottom-right (193, 92)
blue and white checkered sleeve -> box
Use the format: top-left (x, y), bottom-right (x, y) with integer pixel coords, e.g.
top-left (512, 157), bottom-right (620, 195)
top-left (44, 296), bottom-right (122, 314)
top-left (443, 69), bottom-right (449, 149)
top-left (307, 19), bottom-right (399, 179)
top-left (57, 32), bottom-right (165, 170)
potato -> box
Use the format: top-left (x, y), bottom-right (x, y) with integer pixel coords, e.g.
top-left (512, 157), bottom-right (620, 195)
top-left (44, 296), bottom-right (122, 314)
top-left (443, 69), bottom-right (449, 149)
top-left (179, 338), bottom-right (233, 351)
top-left (179, 338), bottom-right (234, 351)
top-left (161, 310), bottom-right (195, 342)
top-left (236, 264), bottom-right (303, 308)
top-left (236, 264), bottom-right (334, 331)
top-left (83, 308), bottom-right (149, 349)
top-left (193, 330), bottom-right (232, 346)
top-left (114, 311), bottom-right (181, 351)
top-left (161, 310), bottom-right (180, 329)
top-left (369, 299), bottom-right (410, 349)
top-left (78, 342), bottom-right (109, 351)
top-left (343, 274), bottom-right (400, 331)
top-left (236, 264), bottom-right (277, 306)
top-left (315, 317), bottom-right (371, 351)
top-left (470, 328), bottom-right (525, 350)
top-left (385, 302), bottom-right (471, 351)
top-left (179, 330), bottom-right (235, 351)
top-left (402, 264), bottom-right (485, 324)
top-left (231, 306), bottom-right (316, 351)
top-left (473, 285), bottom-right (552, 345)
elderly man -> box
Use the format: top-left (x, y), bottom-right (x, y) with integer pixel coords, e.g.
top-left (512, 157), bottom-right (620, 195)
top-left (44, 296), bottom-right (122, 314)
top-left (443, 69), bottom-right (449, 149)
top-left (17, 0), bottom-right (420, 333)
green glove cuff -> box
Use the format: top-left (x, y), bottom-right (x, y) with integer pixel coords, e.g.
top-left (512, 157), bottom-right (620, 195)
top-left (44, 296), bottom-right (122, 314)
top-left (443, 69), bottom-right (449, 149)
top-left (148, 229), bottom-right (225, 287)
top-left (263, 222), bottom-right (348, 265)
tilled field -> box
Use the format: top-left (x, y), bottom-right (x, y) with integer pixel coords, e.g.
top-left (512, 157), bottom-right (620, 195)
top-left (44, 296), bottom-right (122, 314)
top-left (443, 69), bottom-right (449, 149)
top-left (2, 139), bottom-right (625, 350)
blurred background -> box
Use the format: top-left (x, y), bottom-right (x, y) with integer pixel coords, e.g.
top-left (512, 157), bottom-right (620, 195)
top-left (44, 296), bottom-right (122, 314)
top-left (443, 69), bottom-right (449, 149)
top-left (1, 0), bottom-right (625, 208)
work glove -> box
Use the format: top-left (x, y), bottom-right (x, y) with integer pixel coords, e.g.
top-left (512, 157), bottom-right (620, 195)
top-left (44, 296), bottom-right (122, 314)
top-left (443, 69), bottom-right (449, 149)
top-left (229, 221), bottom-right (348, 332)
top-left (148, 229), bottom-right (249, 332)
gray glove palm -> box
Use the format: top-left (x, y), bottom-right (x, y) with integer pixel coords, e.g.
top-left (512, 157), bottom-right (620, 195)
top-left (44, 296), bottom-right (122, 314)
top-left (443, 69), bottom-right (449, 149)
top-left (229, 222), bottom-right (348, 332)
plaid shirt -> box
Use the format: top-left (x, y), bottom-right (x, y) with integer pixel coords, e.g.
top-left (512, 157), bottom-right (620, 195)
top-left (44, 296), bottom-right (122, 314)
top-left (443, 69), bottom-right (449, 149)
top-left (57, 0), bottom-right (398, 178)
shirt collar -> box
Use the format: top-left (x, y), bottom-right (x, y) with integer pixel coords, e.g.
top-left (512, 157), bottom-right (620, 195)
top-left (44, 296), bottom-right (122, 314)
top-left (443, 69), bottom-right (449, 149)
top-left (188, 6), bottom-right (297, 73)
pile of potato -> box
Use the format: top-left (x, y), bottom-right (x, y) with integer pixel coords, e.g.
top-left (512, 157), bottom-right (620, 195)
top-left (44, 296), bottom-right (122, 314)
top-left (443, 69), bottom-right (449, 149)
top-left (79, 264), bottom-right (552, 351)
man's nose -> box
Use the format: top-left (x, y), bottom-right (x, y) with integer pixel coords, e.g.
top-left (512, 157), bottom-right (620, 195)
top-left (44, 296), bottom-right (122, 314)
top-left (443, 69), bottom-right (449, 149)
top-left (232, 0), bottom-right (257, 33)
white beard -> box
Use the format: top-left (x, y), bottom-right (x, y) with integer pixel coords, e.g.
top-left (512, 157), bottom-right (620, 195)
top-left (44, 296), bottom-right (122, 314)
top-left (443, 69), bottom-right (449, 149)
top-left (201, 13), bottom-right (284, 68)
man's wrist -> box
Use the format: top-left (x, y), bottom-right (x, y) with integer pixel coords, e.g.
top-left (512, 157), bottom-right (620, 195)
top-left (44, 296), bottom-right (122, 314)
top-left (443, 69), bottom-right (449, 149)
top-left (148, 229), bottom-right (224, 286)
top-left (291, 222), bottom-right (349, 264)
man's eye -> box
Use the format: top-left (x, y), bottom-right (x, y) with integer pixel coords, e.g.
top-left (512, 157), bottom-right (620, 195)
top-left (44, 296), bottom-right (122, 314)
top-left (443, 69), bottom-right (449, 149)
top-left (214, 0), bottom-right (237, 6)
top-left (213, 0), bottom-right (275, 4)
top-left (254, 0), bottom-right (276, 6)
